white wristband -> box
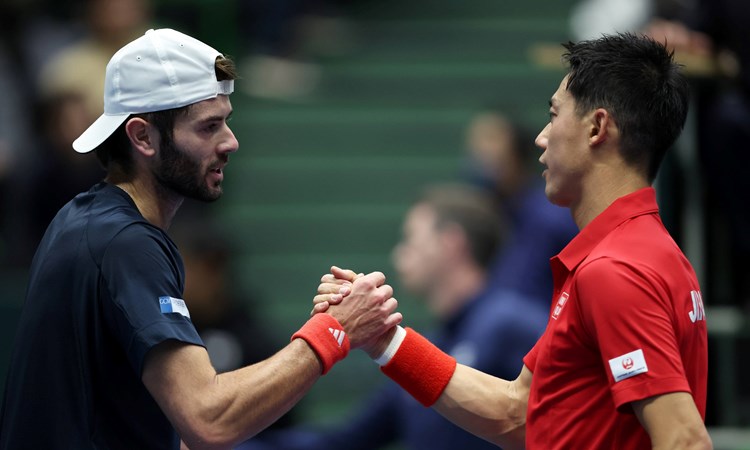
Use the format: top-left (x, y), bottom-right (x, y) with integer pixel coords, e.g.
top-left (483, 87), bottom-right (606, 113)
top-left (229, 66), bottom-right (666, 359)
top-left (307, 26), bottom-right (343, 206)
top-left (373, 325), bottom-right (407, 366)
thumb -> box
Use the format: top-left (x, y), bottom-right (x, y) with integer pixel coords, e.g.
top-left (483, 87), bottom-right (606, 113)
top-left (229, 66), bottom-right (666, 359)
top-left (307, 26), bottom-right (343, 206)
top-left (331, 265), bottom-right (359, 282)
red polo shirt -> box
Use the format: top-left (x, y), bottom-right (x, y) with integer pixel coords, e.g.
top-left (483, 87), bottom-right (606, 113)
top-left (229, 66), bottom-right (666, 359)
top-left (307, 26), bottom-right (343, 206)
top-left (523, 187), bottom-right (707, 449)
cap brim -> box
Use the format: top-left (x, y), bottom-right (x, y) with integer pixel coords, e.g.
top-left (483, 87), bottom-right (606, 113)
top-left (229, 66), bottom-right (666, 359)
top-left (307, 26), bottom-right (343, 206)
top-left (72, 113), bottom-right (130, 153)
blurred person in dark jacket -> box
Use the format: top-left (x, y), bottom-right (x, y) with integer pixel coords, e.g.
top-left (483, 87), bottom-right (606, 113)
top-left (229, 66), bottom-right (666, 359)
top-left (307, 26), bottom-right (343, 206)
top-left (241, 183), bottom-right (548, 450)
top-left (462, 109), bottom-right (578, 307)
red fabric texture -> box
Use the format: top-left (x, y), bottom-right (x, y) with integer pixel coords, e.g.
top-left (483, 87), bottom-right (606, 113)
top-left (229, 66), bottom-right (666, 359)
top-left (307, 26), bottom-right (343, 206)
top-left (381, 327), bottom-right (457, 407)
top-left (292, 314), bottom-right (350, 374)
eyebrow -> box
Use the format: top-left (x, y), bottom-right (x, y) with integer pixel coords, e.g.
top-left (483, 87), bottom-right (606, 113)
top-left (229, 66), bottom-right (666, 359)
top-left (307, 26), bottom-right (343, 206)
top-left (198, 110), bottom-right (233, 124)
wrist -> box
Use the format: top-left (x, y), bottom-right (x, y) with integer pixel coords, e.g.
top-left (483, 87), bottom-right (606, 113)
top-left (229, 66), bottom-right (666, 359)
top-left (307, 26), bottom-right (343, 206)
top-left (291, 314), bottom-right (350, 374)
top-left (379, 327), bottom-right (457, 407)
top-left (372, 325), bottom-right (406, 364)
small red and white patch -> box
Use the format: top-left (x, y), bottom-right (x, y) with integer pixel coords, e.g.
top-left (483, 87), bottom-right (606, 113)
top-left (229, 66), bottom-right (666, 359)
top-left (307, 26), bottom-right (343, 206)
top-left (551, 292), bottom-right (569, 320)
top-left (608, 349), bottom-right (648, 383)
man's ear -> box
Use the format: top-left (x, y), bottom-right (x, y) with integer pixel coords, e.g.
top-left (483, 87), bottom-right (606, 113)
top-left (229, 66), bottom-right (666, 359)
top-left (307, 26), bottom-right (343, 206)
top-left (124, 117), bottom-right (158, 157)
top-left (440, 223), bottom-right (470, 258)
top-left (588, 108), bottom-right (613, 147)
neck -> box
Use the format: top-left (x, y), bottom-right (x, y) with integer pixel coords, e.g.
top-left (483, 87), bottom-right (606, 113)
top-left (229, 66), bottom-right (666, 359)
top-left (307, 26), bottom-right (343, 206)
top-left (430, 264), bottom-right (487, 320)
top-left (108, 175), bottom-right (184, 230)
top-left (571, 164), bottom-right (649, 229)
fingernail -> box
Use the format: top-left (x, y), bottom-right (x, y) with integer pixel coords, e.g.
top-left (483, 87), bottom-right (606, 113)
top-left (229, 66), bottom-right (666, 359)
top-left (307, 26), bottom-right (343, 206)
top-left (331, 294), bottom-right (342, 301)
top-left (339, 286), bottom-right (350, 295)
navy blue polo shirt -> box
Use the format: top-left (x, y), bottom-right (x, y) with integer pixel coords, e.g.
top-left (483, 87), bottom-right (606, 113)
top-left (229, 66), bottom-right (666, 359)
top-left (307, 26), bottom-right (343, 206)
top-left (0, 182), bottom-right (204, 449)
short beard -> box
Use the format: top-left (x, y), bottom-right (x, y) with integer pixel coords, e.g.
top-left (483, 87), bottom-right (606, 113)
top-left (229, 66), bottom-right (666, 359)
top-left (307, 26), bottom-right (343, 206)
top-left (154, 135), bottom-right (221, 202)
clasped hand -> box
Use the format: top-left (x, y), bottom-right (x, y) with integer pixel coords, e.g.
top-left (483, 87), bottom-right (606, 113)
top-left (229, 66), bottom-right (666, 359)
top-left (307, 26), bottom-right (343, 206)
top-left (312, 266), bottom-right (401, 358)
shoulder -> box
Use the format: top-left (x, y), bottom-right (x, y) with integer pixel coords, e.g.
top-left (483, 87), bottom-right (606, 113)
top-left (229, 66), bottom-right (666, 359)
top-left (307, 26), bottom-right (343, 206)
top-left (582, 214), bottom-right (689, 288)
top-left (573, 255), bottom-right (675, 331)
top-left (83, 187), bottom-right (177, 266)
top-left (575, 256), bottom-right (657, 296)
top-left (104, 221), bottom-right (177, 261)
top-left (598, 213), bottom-right (680, 259)
top-left (104, 223), bottom-right (175, 261)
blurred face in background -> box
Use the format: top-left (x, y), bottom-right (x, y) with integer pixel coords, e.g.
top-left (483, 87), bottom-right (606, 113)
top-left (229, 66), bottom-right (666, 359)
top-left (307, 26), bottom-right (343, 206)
top-left (46, 94), bottom-right (92, 158)
top-left (392, 203), bottom-right (445, 305)
top-left (466, 112), bottom-right (524, 196)
top-left (88, 0), bottom-right (152, 46)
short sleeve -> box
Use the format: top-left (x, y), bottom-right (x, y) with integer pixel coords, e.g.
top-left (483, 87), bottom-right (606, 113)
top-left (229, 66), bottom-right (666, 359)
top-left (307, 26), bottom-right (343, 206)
top-left (575, 258), bottom-right (691, 409)
top-left (100, 224), bottom-right (204, 376)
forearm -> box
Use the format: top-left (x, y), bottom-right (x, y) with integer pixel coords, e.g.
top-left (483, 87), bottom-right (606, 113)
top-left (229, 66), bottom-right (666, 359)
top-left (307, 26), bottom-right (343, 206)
top-left (433, 364), bottom-right (527, 449)
top-left (647, 421), bottom-right (713, 450)
top-left (376, 327), bottom-right (529, 450)
top-left (145, 339), bottom-right (323, 450)
top-left (199, 339), bottom-right (323, 445)
top-left (633, 392), bottom-right (712, 450)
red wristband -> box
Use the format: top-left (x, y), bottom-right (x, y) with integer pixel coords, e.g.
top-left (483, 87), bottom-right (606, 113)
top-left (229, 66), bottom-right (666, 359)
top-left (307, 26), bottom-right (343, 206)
top-left (292, 314), bottom-right (350, 374)
top-left (381, 327), bottom-right (457, 407)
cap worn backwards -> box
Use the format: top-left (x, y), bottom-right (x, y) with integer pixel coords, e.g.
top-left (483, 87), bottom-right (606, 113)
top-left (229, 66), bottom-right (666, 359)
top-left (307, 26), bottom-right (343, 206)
top-left (72, 28), bottom-right (234, 153)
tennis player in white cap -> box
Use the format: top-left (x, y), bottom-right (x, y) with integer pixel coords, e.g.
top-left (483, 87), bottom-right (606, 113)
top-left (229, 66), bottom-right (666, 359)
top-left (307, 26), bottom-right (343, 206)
top-left (0, 28), bottom-right (401, 450)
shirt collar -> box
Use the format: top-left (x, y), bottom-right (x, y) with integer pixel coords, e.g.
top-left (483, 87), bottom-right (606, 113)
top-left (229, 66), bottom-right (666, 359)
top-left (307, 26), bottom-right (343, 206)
top-left (555, 187), bottom-right (659, 272)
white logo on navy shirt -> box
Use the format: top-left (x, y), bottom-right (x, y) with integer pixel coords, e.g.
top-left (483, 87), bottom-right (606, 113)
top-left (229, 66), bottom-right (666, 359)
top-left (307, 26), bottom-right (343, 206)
top-left (159, 296), bottom-right (191, 318)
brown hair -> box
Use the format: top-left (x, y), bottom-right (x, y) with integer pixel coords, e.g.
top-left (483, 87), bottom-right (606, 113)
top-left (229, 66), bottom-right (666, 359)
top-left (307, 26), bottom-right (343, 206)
top-left (418, 183), bottom-right (506, 269)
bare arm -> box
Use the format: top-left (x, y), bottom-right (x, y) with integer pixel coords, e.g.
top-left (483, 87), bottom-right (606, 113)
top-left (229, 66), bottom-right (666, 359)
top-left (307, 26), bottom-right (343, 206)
top-left (632, 392), bottom-right (713, 450)
top-left (433, 364), bottom-right (531, 450)
top-left (143, 271), bottom-right (400, 450)
top-left (143, 339), bottom-right (321, 449)
top-left (317, 266), bottom-right (530, 448)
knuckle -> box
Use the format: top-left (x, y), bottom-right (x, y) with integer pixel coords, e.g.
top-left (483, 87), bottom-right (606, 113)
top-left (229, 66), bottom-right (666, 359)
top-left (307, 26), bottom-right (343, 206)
top-left (358, 278), bottom-right (375, 290)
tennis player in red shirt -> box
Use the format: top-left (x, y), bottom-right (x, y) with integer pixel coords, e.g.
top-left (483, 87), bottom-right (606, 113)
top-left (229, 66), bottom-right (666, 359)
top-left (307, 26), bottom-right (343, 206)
top-left (317, 32), bottom-right (711, 449)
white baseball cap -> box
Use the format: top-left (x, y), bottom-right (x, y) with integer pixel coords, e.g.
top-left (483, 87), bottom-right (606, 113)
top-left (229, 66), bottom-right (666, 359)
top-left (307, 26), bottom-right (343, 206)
top-left (72, 28), bottom-right (234, 153)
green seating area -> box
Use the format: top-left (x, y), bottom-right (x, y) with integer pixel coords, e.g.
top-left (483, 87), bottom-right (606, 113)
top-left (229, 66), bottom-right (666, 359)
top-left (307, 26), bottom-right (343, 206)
top-left (207, 1), bottom-right (575, 426)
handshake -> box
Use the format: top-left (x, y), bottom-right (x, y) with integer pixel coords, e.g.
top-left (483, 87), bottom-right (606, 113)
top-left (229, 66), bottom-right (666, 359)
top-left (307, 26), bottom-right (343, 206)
top-left (293, 265), bottom-right (456, 408)
top-left (307, 266), bottom-right (402, 361)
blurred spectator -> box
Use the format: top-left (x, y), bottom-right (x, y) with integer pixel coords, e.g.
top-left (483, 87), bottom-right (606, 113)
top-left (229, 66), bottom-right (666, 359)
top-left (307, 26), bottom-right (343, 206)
top-left (0, 44), bottom-right (33, 265)
top-left (569, 0), bottom-right (750, 313)
top-left (37, 0), bottom-right (153, 122)
top-left (0, 0), bottom-right (58, 266)
top-left (646, 0), bottom-right (750, 312)
top-left (0, 0), bottom-right (84, 85)
top-left (238, 0), bottom-right (358, 99)
top-left (6, 0), bottom-right (153, 266)
top-left (11, 93), bottom-right (106, 266)
top-left (240, 183), bottom-right (548, 450)
top-left (570, 0), bottom-right (654, 41)
top-left (462, 109), bottom-right (578, 307)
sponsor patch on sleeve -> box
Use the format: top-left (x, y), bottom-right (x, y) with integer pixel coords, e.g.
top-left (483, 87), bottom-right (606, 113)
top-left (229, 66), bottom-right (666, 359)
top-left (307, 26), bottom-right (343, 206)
top-left (159, 296), bottom-right (191, 319)
top-left (608, 349), bottom-right (648, 383)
